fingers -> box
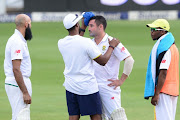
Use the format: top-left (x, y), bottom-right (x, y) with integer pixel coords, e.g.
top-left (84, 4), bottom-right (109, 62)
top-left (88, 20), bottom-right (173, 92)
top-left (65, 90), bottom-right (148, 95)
top-left (24, 98), bottom-right (31, 104)
top-left (151, 99), bottom-right (158, 106)
top-left (151, 101), bottom-right (156, 106)
top-left (108, 79), bottom-right (113, 82)
top-left (107, 83), bottom-right (113, 87)
top-left (109, 38), bottom-right (120, 47)
top-left (108, 38), bottom-right (110, 42)
top-left (114, 86), bottom-right (118, 90)
top-left (107, 79), bottom-right (119, 89)
top-left (23, 94), bottom-right (32, 104)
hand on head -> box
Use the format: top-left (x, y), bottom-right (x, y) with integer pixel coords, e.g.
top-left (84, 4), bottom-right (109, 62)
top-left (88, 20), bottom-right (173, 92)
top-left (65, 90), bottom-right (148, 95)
top-left (83, 12), bottom-right (95, 26)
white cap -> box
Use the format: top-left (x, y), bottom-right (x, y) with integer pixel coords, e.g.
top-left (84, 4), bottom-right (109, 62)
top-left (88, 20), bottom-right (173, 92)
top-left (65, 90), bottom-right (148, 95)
top-left (63, 13), bottom-right (83, 29)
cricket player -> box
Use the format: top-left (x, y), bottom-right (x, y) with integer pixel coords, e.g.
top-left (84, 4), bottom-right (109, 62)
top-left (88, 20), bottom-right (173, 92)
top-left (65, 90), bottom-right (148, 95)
top-left (4, 14), bottom-right (33, 120)
top-left (144, 19), bottom-right (179, 120)
top-left (58, 13), bottom-right (120, 120)
top-left (81, 13), bottom-right (134, 120)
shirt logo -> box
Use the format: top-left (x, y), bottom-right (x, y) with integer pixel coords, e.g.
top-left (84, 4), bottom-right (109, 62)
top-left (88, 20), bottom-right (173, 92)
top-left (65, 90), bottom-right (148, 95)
top-left (111, 97), bottom-right (115, 99)
top-left (15, 50), bottom-right (21, 53)
top-left (102, 45), bottom-right (106, 51)
top-left (121, 47), bottom-right (125, 52)
top-left (161, 60), bottom-right (166, 63)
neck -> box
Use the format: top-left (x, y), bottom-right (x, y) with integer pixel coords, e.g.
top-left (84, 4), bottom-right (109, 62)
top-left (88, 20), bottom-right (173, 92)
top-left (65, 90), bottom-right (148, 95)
top-left (94, 32), bottom-right (106, 45)
top-left (16, 27), bottom-right (25, 37)
top-left (69, 30), bottom-right (79, 36)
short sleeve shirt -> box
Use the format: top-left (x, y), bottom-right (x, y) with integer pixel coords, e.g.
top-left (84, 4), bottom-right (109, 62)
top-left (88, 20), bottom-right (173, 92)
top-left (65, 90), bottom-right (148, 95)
top-left (92, 34), bottom-right (130, 87)
top-left (159, 49), bottom-right (171, 70)
top-left (4, 29), bottom-right (32, 78)
top-left (58, 35), bottom-right (101, 95)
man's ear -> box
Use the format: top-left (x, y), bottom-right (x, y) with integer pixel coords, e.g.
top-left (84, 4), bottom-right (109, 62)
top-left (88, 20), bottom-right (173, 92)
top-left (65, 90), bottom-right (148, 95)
top-left (99, 24), bottom-right (103, 30)
top-left (76, 23), bottom-right (79, 27)
top-left (161, 30), bottom-right (166, 35)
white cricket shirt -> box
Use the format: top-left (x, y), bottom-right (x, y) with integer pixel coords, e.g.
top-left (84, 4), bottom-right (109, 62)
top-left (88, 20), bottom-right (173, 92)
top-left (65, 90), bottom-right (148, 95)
top-left (159, 49), bottom-right (171, 70)
top-left (4, 29), bottom-right (32, 79)
top-left (58, 35), bottom-right (101, 95)
top-left (92, 33), bottom-right (130, 90)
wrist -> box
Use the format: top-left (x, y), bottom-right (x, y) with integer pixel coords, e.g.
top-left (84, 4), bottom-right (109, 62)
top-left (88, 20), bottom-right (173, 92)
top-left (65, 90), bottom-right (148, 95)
top-left (80, 28), bottom-right (85, 32)
top-left (154, 92), bottom-right (160, 96)
top-left (109, 45), bottom-right (115, 49)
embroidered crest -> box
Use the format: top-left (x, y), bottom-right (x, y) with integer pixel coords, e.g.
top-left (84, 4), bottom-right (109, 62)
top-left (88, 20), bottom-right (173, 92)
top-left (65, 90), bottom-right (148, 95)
top-left (102, 45), bottom-right (106, 51)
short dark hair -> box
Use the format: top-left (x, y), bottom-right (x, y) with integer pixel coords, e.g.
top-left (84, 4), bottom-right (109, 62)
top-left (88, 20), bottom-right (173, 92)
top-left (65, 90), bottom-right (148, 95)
top-left (67, 24), bottom-right (76, 31)
top-left (89, 16), bottom-right (107, 30)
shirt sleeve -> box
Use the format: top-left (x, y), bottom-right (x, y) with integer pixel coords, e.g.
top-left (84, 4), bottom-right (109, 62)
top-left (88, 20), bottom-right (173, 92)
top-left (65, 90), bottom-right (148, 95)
top-left (11, 42), bottom-right (23, 60)
top-left (113, 43), bottom-right (130, 61)
top-left (86, 39), bottom-right (102, 59)
top-left (159, 49), bottom-right (171, 70)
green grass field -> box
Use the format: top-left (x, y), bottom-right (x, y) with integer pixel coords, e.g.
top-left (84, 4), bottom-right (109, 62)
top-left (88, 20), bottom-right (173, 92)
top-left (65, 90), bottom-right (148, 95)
top-left (0, 20), bottom-right (180, 120)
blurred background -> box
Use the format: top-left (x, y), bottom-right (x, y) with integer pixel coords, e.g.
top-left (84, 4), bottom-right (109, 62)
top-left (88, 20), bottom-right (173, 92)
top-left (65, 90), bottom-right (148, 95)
top-left (0, 0), bottom-right (180, 120)
top-left (0, 0), bottom-right (180, 21)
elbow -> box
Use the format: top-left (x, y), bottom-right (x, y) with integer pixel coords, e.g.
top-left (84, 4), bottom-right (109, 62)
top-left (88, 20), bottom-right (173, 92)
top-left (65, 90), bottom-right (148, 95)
top-left (13, 67), bottom-right (20, 74)
top-left (99, 62), bottom-right (106, 66)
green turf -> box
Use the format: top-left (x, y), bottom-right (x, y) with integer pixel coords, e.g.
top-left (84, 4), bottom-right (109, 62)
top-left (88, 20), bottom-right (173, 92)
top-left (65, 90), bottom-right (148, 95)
top-left (0, 20), bottom-right (180, 120)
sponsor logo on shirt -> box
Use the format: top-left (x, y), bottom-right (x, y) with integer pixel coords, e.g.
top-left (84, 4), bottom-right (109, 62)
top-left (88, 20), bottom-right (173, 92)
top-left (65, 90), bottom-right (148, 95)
top-left (111, 97), bottom-right (115, 99)
top-left (121, 47), bottom-right (125, 52)
top-left (15, 50), bottom-right (21, 54)
top-left (161, 60), bottom-right (166, 63)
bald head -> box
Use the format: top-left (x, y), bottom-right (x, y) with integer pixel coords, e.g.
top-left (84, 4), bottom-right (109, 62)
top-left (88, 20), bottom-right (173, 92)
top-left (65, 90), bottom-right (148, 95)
top-left (15, 14), bottom-right (31, 28)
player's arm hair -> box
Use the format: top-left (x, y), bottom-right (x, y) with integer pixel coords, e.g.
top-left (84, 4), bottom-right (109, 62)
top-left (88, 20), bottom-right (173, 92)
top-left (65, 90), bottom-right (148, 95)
top-left (94, 47), bottom-right (114, 66)
top-left (154, 69), bottom-right (167, 95)
top-left (12, 59), bottom-right (31, 104)
top-left (12, 59), bottom-right (29, 94)
top-left (123, 56), bottom-right (134, 76)
top-left (79, 18), bottom-right (87, 36)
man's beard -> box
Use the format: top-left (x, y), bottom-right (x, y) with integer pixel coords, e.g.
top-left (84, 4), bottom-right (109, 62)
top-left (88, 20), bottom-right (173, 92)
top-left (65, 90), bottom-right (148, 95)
top-left (25, 25), bottom-right (33, 40)
top-left (89, 31), bottom-right (95, 37)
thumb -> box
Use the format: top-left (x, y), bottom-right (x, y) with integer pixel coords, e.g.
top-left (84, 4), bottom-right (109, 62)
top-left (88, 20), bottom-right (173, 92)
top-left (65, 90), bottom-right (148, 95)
top-left (108, 38), bottom-right (110, 42)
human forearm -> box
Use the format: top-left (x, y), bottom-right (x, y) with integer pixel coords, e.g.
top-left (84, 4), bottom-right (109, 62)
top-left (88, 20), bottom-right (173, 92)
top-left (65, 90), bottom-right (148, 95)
top-left (13, 68), bottom-right (28, 94)
top-left (154, 69), bottom-right (167, 95)
top-left (99, 47), bottom-right (114, 65)
top-left (119, 73), bottom-right (128, 85)
top-left (151, 69), bottom-right (167, 106)
top-left (94, 38), bottom-right (120, 66)
top-left (79, 18), bottom-right (87, 36)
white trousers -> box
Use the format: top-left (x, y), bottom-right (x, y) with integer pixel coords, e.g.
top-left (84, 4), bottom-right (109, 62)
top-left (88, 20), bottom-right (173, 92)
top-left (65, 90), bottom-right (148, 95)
top-left (5, 77), bottom-right (32, 120)
top-left (99, 84), bottom-right (121, 119)
top-left (155, 93), bottom-right (178, 120)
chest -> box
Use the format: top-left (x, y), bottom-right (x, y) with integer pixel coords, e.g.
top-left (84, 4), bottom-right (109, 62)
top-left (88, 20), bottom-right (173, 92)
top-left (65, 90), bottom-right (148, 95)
top-left (97, 42), bottom-right (109, 55)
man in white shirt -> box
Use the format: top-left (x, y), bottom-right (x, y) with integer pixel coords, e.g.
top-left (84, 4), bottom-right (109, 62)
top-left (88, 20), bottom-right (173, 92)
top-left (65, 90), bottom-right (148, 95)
top-left (4, 14), bottom-right (33, 120)
top-left (58, 13), bottom-right (120, 120)
top-left (85, 16), bottom-right (134, 120)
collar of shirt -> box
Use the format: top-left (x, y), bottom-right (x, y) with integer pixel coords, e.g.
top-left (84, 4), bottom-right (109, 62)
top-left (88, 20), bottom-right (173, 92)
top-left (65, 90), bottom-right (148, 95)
top-left (15, 29), bottom-right (27, 43)
top-left (92, 33), bottom-right (109, 44)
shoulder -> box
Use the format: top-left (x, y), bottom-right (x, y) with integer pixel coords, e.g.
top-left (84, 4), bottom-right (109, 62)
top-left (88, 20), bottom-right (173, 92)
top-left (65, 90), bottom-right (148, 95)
top-left (77, 35), bottom-right (91, 41)
top-left (8, 34), bottom-right (23, 46)
top-left (57, 36), bottom-right (68, 45)
top-left (75, 36), bottom-right (93, 45)
top-left (107, 35), bottom-right (113, 41)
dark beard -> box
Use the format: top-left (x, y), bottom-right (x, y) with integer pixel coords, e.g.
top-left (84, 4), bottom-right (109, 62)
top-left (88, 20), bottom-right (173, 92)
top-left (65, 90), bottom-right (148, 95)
top-left (25, 25), bottom-right (33, 40)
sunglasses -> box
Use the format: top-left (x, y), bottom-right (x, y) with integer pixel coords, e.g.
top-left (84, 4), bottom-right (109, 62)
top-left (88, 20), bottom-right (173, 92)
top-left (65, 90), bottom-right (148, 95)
top-left (151, 28), bottom-right (166, 32)
top-left (72, 14), bottom-right (79, 22)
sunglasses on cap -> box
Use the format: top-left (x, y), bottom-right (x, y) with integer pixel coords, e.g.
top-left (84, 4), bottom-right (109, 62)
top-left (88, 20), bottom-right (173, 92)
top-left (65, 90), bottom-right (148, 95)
top-left (151, 28), bottom-right (166, 32)
top-left (72, 14), bottom-right (79, 22)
